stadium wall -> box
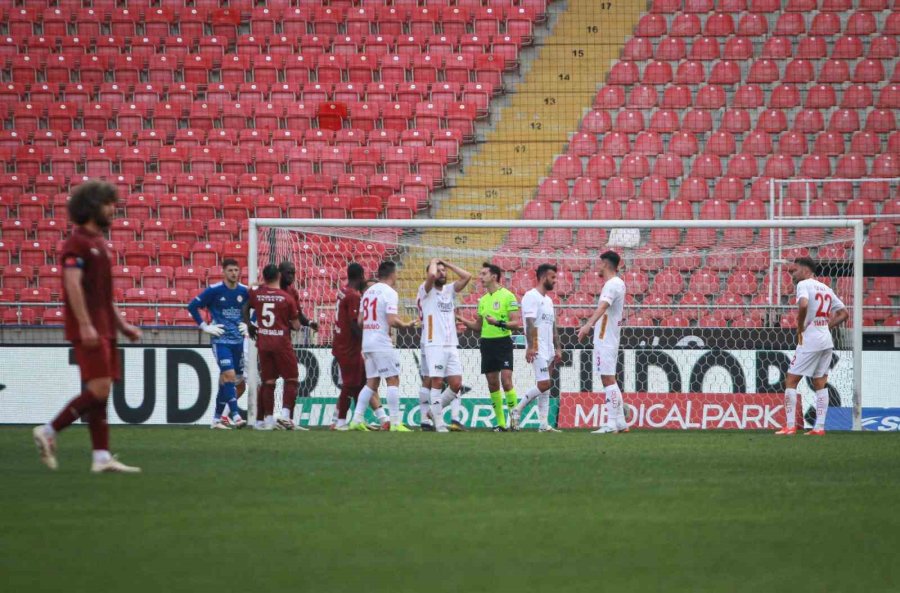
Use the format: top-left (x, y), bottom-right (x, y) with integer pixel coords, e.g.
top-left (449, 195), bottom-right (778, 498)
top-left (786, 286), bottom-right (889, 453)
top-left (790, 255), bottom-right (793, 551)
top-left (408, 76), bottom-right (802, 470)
top-left (1, 344), bottom-right (895, 430)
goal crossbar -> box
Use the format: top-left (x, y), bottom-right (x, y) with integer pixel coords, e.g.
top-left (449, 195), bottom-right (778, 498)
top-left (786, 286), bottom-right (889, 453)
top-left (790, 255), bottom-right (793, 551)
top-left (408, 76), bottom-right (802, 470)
top-left (247, 218), bottom-right (865, 431)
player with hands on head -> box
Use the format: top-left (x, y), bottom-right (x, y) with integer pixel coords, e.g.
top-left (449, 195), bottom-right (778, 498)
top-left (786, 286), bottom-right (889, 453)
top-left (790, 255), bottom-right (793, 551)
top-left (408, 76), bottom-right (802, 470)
top-left (417, 258), bottom-right (471, 432)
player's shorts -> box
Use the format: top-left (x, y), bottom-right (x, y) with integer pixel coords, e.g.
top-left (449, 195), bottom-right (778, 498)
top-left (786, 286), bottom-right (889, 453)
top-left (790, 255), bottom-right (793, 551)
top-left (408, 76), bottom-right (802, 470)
top-left (73, 338), bottom-right (120, 382)
top-left (423, 346), bottom-right (462, 378)
top-left (364, 350), bottom-right (401, 379)
top-left (531, 354), bottom-right (552, 383)
top-left (788, 348), bottom-right (833, 378)
top-left (213, 342), bottom-right (244, 376)
top-left (593, 346), bottom-right (618, 376)
top-left (480, 337), bottom-right (514, 374)
top-left (258, 347), bottom-right (299, 382)
top-left (336, 353), bottom-right (366, 388)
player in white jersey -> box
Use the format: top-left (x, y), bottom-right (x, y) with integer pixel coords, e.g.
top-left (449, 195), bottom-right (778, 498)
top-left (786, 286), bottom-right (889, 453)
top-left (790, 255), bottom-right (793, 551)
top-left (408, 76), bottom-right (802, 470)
top-left (351, 261), bottom-right (417, 432)
top-left (511, 263), bottom-right (562, 432)
top-left (776, 257), bottom-right (849, 436)
top-left (417, 258), bottom-right (472, 432)
top-left (577, 251), bottom-right (629, 434)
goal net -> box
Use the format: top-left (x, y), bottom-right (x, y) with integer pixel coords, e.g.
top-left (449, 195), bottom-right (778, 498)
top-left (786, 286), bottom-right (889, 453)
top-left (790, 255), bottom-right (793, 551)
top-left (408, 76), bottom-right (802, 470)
top-left (248, 218), bottom-right (865, 431)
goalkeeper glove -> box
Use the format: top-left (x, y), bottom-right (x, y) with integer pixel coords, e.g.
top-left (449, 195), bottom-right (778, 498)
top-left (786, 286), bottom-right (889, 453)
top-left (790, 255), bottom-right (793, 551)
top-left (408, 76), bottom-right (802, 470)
top-left (238, 322), bottom-right (249, 337)
top-left (200, 322), bottom-right (225, 337)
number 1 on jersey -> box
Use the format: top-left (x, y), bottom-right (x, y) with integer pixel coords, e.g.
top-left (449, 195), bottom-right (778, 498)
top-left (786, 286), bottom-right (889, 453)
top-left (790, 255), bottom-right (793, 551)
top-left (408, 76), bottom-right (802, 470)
top-left (362, 297), bottom-right (378, 321)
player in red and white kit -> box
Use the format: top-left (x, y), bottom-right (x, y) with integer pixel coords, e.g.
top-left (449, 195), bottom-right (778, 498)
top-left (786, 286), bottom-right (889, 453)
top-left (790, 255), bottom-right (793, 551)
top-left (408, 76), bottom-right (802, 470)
top-left (578, 250), bottom-right (629, 434)
top-left (777, 257), bottom-right (849, 436)
top-left (417, 258), bottom-right (471, 432)
top-left (351, 261), bottom-right (417, 432)
top-left (244, 264), bottom-right (302, 431)
top-left (32, 180), bottom-right (142, 473)
top-left (331, 265), bottom-right (391, 430)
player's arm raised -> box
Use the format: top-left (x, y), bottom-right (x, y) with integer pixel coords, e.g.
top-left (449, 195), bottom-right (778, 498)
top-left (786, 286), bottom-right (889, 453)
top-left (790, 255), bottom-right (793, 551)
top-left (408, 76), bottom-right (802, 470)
top-left (578, 301), bottom-right (610, 341)
top-left (442, 260), bottom-right (472, 293)
top-left (63, 266), bottom-right (99, 348)
top-left (423, 257), bottom-right (440, 292)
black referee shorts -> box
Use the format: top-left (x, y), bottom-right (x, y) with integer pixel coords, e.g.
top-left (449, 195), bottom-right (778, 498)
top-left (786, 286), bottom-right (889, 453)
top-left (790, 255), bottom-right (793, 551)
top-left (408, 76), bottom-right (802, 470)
top-left (480, 336), bottom-right (514, 374)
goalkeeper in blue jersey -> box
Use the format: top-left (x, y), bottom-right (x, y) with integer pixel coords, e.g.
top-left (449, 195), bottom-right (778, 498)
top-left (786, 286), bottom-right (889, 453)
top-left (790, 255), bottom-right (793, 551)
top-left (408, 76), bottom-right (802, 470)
top-left (187, 258), bottom-right (250, 429)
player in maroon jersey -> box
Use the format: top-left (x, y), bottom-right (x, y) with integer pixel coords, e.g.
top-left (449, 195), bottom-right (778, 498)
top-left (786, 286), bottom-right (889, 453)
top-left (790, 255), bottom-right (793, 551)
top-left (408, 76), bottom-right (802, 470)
top-left (278, 261), bottom-right (319, 333)
top-left (244, 264), bottom-right (302, 430)
top-left (331, 266), bottom-right (392, 430)
top-left (32, 180), bottom-right (142, 473)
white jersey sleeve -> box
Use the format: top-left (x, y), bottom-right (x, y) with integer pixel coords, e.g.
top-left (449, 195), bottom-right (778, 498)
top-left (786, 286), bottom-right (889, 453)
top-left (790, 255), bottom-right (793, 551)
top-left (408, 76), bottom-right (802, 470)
top-left (594, 276), bottom-right (625, 349)
top-left (795, 278), bottom-right (841, 352)
top-left (521, 289), bottom-right (539, 323)
top-left (523, 288), bottom-right (555, 359)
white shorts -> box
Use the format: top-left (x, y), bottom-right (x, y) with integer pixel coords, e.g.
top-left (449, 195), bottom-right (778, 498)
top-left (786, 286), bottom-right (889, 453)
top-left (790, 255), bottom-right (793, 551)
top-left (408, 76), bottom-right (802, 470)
top-left (593, 347), bottom-right (617, 376)
top-left (363, 351), bottom-right (401, 379)
top-left (422, 346), bottom-right (462, 378)
top-left (532, 354), bottom-right (552, 383)
top-left (788, 348), bottom-right (833, 378)
top-left (419, 347), bottom-right (429, 378)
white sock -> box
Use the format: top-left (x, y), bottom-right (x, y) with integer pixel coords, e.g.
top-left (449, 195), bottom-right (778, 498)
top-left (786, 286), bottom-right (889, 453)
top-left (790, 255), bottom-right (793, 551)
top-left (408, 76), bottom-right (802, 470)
top-left (387, 386), bottom-right (401, 425)
top-left (538, 390), bottom-right (550, 428)
top-left (516, 387), bottom-right (542, 413)
top-left (92, 450), bottom-right (111, 464)
top-left (264, 415), bottom-right (274, 423)
top-left (352, 386), bottom-right (375, 424)
top-left (604, 384), bottom-right (623, 428)
top-left (418, 386), bottom-right (431, 421)
top-left (336, 418), bottom-right (348, 428)
top-left (784, 388), bottom-right (797, 428)
top-left (374, 406), bottom-right (388, 422)
top-left (43, 424), bottom-right (56, 438)
top-left (440, 387), bottom-right (457, 408)
top-left (281, 407), bottom-right (292, 420)
top-left (430, 387), bottom-right (445, 428)
top-left (814, 388), bottom-right (829, 429)
top-left (451, 397), bottom-right (462, 422)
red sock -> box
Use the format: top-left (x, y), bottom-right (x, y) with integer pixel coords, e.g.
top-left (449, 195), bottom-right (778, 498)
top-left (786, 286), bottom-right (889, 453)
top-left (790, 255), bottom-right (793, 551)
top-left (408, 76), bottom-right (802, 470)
top-left (283, 381), bottom-right (299, 419)
top-left (50, 390), bottom-right (102, 433)
top-left (264, 384), bottom-right (276, 417)
top-left (256, 384), bottom-right (267, 421)
top-left (86, 398), bottom-right (110, 451)
top-left (336, 385), bottom-right (355, 423)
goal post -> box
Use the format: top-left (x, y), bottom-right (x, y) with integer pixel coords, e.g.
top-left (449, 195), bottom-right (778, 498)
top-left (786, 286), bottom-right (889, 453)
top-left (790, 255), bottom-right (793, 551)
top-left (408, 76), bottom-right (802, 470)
top-left (247, 218), bottom-right (865, 431)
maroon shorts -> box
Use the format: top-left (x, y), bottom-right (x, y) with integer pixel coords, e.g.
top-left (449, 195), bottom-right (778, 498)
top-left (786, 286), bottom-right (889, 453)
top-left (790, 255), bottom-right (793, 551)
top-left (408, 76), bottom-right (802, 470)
top-left (259, 348), bottom-right (299, 382)
top-left (336, 353), bottom-right (365, 388)
top-left (73, 338), bottom-right (121, 382)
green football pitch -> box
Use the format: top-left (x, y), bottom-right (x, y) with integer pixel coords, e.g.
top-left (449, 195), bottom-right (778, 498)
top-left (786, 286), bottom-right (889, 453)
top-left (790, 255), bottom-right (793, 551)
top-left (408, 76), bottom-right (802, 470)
top-left (2, 427), bottom-right (898, 593)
